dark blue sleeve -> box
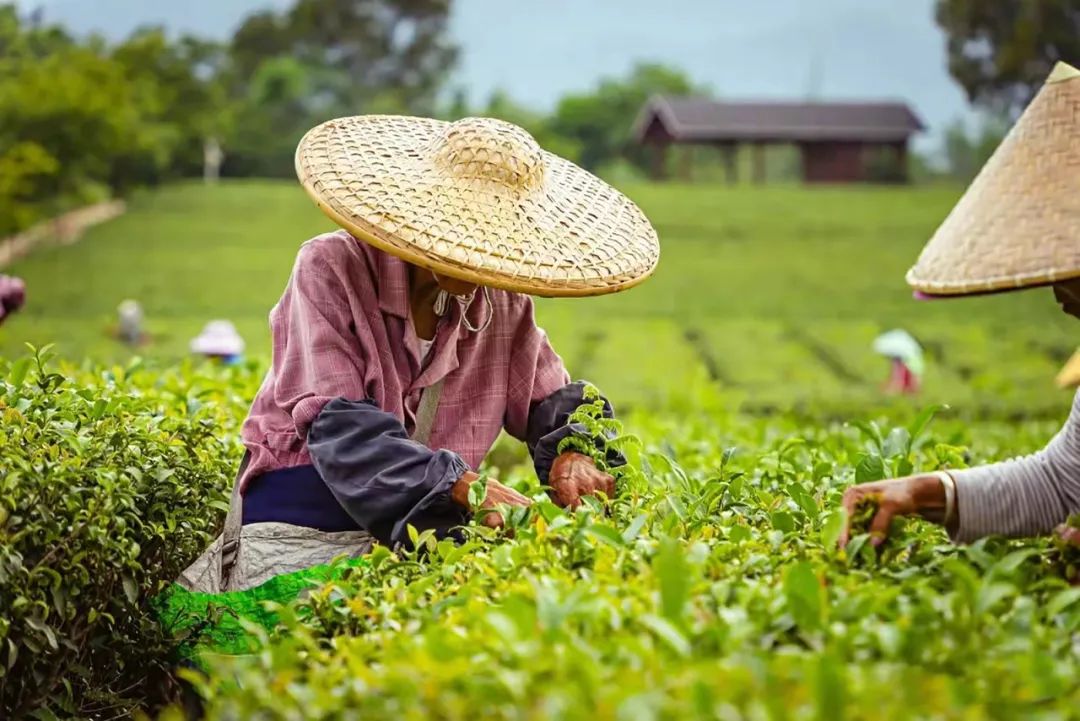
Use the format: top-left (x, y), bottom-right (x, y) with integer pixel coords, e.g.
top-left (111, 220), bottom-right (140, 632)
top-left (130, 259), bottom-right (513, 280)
top-left (308, 398), bottom-right (469, 547)
top-left (526, 381), bottom-right (626, 483)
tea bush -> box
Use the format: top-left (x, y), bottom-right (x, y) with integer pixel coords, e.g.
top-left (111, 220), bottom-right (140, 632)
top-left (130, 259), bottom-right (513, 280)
top-left (3, 347), bottom-right (1079, 719)
top-left (183, 394), bottom-right (1080, 720)
top-left (0, 348), bottom-right (256, 718)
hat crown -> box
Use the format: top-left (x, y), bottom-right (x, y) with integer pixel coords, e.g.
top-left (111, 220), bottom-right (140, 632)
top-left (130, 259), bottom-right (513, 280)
top-left (433, 117), bottom-right (544, 192)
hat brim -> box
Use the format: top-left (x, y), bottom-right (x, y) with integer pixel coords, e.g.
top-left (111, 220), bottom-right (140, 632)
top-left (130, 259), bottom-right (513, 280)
top-left (1058, 349), bottom-right (1080, 388)
top-left (295, 116), bottom-right (660, 298)
top-left (906, 63), bottom-right (1080, 296)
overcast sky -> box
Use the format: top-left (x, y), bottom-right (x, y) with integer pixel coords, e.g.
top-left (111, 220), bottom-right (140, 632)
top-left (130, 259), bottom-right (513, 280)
top-left (14, 0), bottom-right (973, 153)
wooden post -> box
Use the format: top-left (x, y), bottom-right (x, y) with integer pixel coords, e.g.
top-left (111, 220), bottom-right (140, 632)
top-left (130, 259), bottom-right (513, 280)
top-left (651, 142), bottom-right (669, 181)
top-left (752, 143), bottom-right (766, 184)
top-left (896, 141), bottom-right (909, 184)
top-left (723, 144), bottom-right (738, 185)
top-left (680, 145), bottom-right (693, 182)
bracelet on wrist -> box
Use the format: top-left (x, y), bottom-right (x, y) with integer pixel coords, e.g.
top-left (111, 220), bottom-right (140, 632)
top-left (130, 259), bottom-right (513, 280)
top-left (931, 470), bottom-right (956, 526)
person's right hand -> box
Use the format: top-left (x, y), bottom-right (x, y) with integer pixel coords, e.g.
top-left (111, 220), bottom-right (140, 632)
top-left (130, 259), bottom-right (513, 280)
top-left (1055, 523), bottom-right (1080, 547)
top-left (451, 471), bottom-right (532, 528)
top-left (838, 473), bottom-right (949, 547)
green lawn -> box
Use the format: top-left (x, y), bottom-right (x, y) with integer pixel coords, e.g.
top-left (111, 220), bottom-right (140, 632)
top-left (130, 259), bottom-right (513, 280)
top-left (3, 179), bottom-right (1076, 416)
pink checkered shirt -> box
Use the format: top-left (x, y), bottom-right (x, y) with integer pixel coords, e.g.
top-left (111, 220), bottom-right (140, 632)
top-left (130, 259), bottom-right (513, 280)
top-left (239, 231), bottom-right (570, 490)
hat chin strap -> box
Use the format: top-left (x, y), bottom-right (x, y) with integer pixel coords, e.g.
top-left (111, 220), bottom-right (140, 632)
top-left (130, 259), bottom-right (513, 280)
top-left (433, 287), bottom-right (493, 333)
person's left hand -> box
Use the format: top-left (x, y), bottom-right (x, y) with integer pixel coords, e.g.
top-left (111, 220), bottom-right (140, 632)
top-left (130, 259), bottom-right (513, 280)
top-left (548, 451), bottom-right (615, 509)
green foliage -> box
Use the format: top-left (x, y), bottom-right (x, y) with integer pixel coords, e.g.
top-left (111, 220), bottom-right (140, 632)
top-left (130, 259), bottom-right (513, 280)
top-left (0, 347), bottom-right (254, 718)
top-left (0, 0), bottom-right (458, 231)
top-left (223, 0), bottom-right (457, 175)
top-left (941, 115), bottom-right (1010, 180)
top-left (170, 393), bottom-right (1080, 718)
top-left (6, 181), bottom-right (1074, 424)
top-left (0, 8), bottom-right (228, 234)
top-left (935, 0), bottom-right (1080, 117)
top-left (0, 339), bottom-right (1075, 717)
top-left (550, 62), bottom-right (700, 171)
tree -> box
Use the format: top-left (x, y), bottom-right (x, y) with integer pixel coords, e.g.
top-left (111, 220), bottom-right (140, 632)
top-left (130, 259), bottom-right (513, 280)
top-left (109, 28), bottom-right (232, 185)
top-left (942, 115), bottom-right (1010, 180)
top-left (550, 63), bottom-right (700, 171)
top-left (936, 0), bottom-right (1080, 118)
top-left (230, 0), bottom-right (457, 117)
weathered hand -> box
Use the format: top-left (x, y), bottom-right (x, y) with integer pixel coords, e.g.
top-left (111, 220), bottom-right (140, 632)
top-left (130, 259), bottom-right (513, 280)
top-left (838, 474), bottom-right (947, 547)
top-left (548, 451), bottom-right (616, 509)
top-left (1055, 523), bottom-right (1080, 547)
top-left (451, 471), bottom-right (531, 528)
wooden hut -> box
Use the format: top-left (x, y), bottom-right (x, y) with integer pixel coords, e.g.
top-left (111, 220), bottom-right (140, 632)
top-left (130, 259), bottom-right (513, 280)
top-left (633, 96), bottom-right (925, 184)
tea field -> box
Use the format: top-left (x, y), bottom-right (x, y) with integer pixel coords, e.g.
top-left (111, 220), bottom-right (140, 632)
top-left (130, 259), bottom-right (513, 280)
top-left (2, 352), bottom-right (1078, 719)
top-left (3, 181), bottom-right (1080, 719)
top-left (1, 180), bottom-right (1076, 418)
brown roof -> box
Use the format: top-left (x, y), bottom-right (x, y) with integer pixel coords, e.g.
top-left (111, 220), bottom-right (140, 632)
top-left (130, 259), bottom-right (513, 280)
top-left (635, 96), bottom-right (925, 143)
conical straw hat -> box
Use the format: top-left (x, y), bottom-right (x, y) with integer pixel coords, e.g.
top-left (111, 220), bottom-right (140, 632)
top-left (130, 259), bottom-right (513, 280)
top-left (1057, 348), bottom-right (1080, 388)
top-left (295, 116), bottom-right (660, 297)
top-left (907, 62), bottom-right (1080, 295)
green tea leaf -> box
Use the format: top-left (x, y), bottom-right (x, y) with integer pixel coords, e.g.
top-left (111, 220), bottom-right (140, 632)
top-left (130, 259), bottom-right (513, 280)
top-left (855, 454), bottom-right (886, 483)
top-left (653, 537), bottom-right (691, 624)
top-left (640, 614), bottom-right (690, 658)
top-left (820, 509), bottom-right (847, 549)
top-left (784, 561), bottom-right (825, 633)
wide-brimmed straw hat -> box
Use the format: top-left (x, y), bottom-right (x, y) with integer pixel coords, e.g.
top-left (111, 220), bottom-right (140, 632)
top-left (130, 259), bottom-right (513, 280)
top-left (907, 62), bottom-right (1080, 296)
top-left (295, 115), bottom-right (660, 297)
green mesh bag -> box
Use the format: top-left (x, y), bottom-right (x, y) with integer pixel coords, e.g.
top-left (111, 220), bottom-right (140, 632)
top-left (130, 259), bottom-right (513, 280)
top-left (154, 555), bottom-right (369, 667)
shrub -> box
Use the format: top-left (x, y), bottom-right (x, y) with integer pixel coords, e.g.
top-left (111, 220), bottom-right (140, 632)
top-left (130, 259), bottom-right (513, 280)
top-left (0, 348), bottom-right (252, 718)
top-left (182, 405), bottom-right (1080, 720)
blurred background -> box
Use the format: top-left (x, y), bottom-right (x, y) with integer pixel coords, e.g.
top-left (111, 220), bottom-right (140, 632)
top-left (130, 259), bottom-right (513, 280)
top-left (0, 0), bottom-right (1076, 418)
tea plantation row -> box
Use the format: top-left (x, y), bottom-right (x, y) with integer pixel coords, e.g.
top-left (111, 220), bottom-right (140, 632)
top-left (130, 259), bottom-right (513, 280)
top-left (3, 349), bottom-right (1079, 719)
top-left (2, 182), bottom-right (1076, 419)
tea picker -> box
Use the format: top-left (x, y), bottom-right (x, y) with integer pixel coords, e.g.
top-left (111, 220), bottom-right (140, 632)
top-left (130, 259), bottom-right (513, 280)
top-left (189, 320), bottom-right (245, 365)
top-left (872, 329), bottom-right (923, 395)
top-left (116, 299), bottom-right (144, 345)
top-left (156, 114), bottom-right (660, 666)
top-left (840, 62), bottom-right (1080, 549)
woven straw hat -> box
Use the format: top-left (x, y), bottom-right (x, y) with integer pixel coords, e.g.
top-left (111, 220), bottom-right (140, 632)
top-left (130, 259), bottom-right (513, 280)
top-left (1058, 349), bottom-right (1080, 388)
top-left (907, 62), bottom-right (1080, 295)
top-left (296, 116), bottom-right (660, 297)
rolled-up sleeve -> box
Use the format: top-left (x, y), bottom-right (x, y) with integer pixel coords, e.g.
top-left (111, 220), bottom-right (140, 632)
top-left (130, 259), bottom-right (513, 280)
top-left (309, 398), bottom-right (469, 546)
top-left (951, 390), bottom-right (1080, 542)
top-left (271, 242), bottom-right (369, 439)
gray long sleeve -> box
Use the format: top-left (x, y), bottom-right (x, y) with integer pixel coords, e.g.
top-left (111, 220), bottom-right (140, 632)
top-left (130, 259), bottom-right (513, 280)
top-left (952, 390), bottom-right (1080, 542)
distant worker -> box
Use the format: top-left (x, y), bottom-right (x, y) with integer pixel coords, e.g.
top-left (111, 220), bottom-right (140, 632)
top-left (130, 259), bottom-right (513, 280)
top-left (872, 329), bottom-right (923, 395)
top-left (204, 137), bottom-right (224, 185)
top-left (190, 320), bottom-right (245, 365)
top-left (840, 63), bottom-right (1080, 548)
top-left (117, 300), bottom-right (145, 346)
top-left (0, 274), bottom-right (25, 326)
